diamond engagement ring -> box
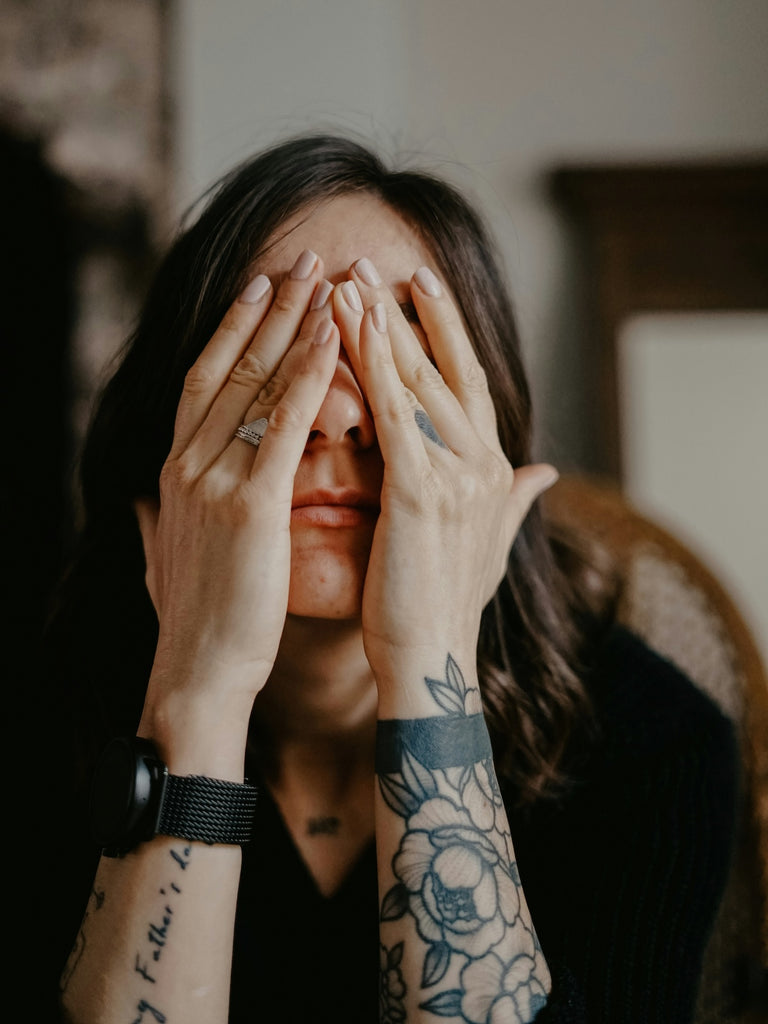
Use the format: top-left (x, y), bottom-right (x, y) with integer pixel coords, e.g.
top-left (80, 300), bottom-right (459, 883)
top-left (235, 417), bottom-right (268, 448)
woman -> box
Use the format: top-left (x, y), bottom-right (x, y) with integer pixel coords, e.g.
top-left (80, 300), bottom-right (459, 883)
top-left (37, 134), bottom-right (737, 1023)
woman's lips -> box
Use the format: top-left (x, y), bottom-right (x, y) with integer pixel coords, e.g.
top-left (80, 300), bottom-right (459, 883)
top-left (291, 489), bottom-right (380, 528)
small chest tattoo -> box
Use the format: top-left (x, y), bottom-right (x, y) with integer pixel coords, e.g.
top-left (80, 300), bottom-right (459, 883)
top-left (307, 816), bottom-right (341, 836)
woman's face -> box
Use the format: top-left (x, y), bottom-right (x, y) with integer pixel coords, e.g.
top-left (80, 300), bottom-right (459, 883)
top-left (253, 193), bottom-right (441, 621)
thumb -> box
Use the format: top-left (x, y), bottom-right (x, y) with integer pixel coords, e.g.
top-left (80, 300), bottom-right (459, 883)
top-left (509, 463), bottom-right (560, 520)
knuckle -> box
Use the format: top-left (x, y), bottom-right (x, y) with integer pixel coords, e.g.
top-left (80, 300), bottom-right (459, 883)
top-left (483, 454), bottom-right (506, 489)
top-left (182, 361), bottom-right (216, 396)
top-left (462, 360), bottom-right (490, 397)
top-left (159, 454), bottom-right (195, 495)
top-left (268, 395), bottom-right (306, 433)
top-left (382, 392), bottom-right (416, 429)
top-left (230, 349), bottom-right (271, 388)
top-left (271, 290), bottom-right (299, 316)
top-left (257, 373), bottom-right (286, 407)
top-left (409, 357), bottom-right (443, 391)
top-left (455, 469), bottom-right (482, 504)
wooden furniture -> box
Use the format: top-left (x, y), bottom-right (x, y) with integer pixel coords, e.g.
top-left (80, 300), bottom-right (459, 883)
top-left (543, 473), bottom-right (768, 1023)
top-left (549, 160), bottom-right (768, 482)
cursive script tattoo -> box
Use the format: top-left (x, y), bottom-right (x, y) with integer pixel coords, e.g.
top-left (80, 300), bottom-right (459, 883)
top-left (376, 655), bottom-right (549, 1023)
top-left (130, 844), bottom-right (190, 1022)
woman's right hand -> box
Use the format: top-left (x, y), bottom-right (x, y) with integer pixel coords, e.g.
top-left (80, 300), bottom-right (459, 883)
top-left (134, 251), bottom-right (339, 773)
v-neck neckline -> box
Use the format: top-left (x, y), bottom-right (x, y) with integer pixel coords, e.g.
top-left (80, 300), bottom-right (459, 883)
top-left (246, 775), bottom-right (376, 903)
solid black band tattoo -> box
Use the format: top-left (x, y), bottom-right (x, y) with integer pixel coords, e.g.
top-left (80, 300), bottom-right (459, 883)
top-left (414, 408), bottom-right (448, 448)
top-left (376, 713), bottom-right (492, 773)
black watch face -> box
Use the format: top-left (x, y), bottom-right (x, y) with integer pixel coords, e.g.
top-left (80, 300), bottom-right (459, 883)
top-left (90, 738), bottom-right (159, 849)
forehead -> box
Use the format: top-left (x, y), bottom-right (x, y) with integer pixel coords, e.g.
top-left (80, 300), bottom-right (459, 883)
top-left (255, 193), bottom-right (434, 295)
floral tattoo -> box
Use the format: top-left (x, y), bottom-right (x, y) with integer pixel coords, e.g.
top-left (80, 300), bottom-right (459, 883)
top-left (376, 656), bottom-right (549, 1023)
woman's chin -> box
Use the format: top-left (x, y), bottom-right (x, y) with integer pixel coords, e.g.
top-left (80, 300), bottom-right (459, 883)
top-left (287, 534), bottom-right (370, 621)
top-left (287, 562), bottom-right (366, 621)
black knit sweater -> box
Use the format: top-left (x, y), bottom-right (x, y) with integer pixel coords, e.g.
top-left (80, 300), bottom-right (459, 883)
top-left (230, 627), bottom-right (739, 1022)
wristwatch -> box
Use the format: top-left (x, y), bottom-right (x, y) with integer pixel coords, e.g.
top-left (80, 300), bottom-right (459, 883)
top-left (89, 737), bottom-right (258, 857)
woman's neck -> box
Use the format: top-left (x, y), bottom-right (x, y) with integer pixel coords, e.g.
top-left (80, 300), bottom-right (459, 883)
top-left (250, 616), bottom-right (378, 895)
top-left (252, 614), bottom-right (377, 766)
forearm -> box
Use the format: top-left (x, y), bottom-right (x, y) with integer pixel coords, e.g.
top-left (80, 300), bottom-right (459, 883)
top-left (60, 691), bottom-right (253, 1024)
top-left (60, 840), bottom-right (241, 1024)
top-left (374, 652), bottom-right (551, 1023)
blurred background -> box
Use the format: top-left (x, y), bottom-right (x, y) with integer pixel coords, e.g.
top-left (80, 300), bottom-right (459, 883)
top-left (2, 0), bottom-right (767, 668)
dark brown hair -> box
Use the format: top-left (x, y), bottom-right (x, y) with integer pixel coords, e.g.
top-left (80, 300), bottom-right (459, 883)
top-left (44, 133), bottom-right (617, 804)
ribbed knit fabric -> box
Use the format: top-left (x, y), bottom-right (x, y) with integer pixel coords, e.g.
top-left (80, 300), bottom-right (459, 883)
top-left (230, 627), bottom-right (739, 1023)
top-left (510, 626), bottom-right (740, 1022)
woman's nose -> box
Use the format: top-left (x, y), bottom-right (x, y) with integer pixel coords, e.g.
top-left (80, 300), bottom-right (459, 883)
top-left (307, 357), bottom-right (376, 449)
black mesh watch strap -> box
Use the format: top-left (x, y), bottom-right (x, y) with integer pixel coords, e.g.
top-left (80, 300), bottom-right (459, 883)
top-left (159, 774), bottom-right (258, 845)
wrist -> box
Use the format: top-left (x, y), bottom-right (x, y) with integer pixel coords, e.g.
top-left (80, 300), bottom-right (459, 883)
top-left (139, 688), bottom-right (252, 782)
top-left (90, 736), bottom-right (258, 856)
top-left (372, 647), bottom-right (480, 719)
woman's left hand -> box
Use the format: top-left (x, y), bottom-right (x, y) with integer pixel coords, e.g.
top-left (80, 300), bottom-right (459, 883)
top-left (333, 260), bottom-right (558, 700)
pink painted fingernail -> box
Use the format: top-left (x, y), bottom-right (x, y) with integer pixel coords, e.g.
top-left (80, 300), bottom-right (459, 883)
top-left (290, 249), bottom-right (318, 280)
top-left (414, 266), bottom-right (442, 297)
top-left (341, 280), bottom-right (364, 312)
top-left (354, 257), bottom-right (381, 286)
top-left (310, 279), bottom-right (333, 310)
top-left (240, 274), bottom-right (271, 303)
top-left (372, 302), bottom-right (387, 333)
top-left (313, 319), bottom-right (334, 345)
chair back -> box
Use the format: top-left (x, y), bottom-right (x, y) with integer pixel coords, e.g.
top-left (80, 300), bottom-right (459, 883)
top-left (543, 474), bottom-right (768, 1023)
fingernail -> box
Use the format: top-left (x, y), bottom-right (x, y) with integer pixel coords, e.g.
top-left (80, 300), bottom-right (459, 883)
top-left (372, 302), bottom-right (387, 333)
top-left (414, 266), bottom-right (442, 297)
top-left (290, 249), bottom-right (318, 281)
top-left (240, 274), bottom-right (271, 303)
top-left (354, 257), bottom-right (381, 286)
top-left (341, 280), bottom-right (364, 312)
top-left (313, 319), bottom-right (334, 345)
top-left (310, 279), bottom-right (333, 310)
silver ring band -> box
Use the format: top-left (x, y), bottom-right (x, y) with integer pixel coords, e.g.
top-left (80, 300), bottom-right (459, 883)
top-left (235, 417), bottom-right (268, 448)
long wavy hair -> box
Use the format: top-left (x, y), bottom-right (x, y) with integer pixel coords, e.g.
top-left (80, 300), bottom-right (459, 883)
top-left (42, 134), bottom-right (617, 806)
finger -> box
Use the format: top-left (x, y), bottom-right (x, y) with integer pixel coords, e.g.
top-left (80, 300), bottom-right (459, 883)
top-left (350, 258), bottom-right (501, 452)
top-left (187, 252), bottom-right (327, 466)
top-left (410, 266), bottom-right (500, 446)
top-left (170, 272), bottom-right (273, 457)
top-left (358, 304), bottom-right (432, 485)
top-left (241, 319), bottom-right (341, 491)
top-left (332, 278), bottom-right (366, 385)
top-left (350, 259), bottom-right (476, 456)
top-left (242, 277), bottom-right (334, 420)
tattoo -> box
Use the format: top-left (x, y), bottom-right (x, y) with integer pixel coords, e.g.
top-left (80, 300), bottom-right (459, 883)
top-left (414, 408), bottom-right (448, 449)
top-left (130, 844), bottom-right (190, 1021)
top-left (377, 655), bottom-right (548, 1023)
top-left (307, 816), bottom-right (340, 836)
top-left (60, 886), bottom-right (105, 993)
top-left (132, 999), bottom-right (166, 1023)
top-left (380, 942), bottom-right (407, 1023)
